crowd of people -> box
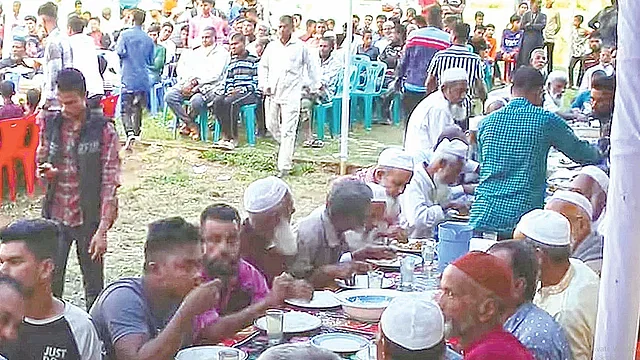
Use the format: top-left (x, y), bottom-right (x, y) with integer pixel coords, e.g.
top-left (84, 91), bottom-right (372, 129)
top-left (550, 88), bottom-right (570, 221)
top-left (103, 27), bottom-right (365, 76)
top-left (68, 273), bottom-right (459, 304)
top-left (0, 0), bottom-right (624, 359)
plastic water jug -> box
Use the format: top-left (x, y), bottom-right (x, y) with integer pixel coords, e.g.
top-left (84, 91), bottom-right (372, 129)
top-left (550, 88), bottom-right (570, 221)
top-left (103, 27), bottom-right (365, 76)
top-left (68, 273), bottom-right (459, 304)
top-left (437, 221), bottom-right (473, 272)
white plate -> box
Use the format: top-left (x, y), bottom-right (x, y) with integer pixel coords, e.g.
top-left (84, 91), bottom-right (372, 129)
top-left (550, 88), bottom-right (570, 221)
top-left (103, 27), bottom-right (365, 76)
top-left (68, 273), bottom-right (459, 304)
top-left (254, 311), bottom-right (322, 333)
top-left (367, 254), bottom-right (422, 269)
top-left (175, 346), bottom-right (247, 360)
top-left (311, 333), bottom-right (370, 353)
top-left (285, 291), bottom-right (342, 308)
top-left (336, 275), bottom-right (394, 289)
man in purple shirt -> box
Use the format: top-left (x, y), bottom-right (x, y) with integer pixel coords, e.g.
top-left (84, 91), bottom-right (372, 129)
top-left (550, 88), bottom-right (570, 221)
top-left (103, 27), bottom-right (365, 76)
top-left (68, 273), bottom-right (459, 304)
top-left (0, 81), bottom-right (24, 120)
top-left (194, 204), bottom-right (312, 344)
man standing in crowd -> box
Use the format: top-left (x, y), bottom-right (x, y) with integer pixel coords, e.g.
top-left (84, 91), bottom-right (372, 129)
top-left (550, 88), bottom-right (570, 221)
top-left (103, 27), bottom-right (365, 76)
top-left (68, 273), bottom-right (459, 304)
top-left (0, 219), bottom-right (102, 359)
top-left (165, 26), bottom-right (229, 139)
top-left (194, 204), bottom-right (312, 343)
top-left (518, 0), bottom-right (547, 68)
top-left (543, 0), bottom-right (561, 73)
top-left (37, 2), bottom-right (71, 108)
top-left (189, 0), bottom-right (225, 44)
top-left (259, 15), bottom-right (318, 178)
top-left (88, 17), bottom-right (111, 50)
top-left (67, 16), bottom-right (104, 99)
top-left (488, 240), bottom-right (572, 360)
top-left (116, 8), bottom-right (155, 150)
top-left (515, 209), bottom-right (600, 360)
top-left (212, 33), bottom-right (259, 150)
top-left (90, 217), bottom-right (222, 360)
top-left (37, 69), bottom-right (121, 309)
top-left (0, 275), bottom-right (24, 349)
top-left (406, 68), bottom-right (469, 153)
top-left (469, 67), bottom-right (600, 238)
top-left (241, 177), bottom-right (297, 284)
top-left (397, 4), bottom-right (450, 119)
top-left (439, 252), bottom-right (534, 359)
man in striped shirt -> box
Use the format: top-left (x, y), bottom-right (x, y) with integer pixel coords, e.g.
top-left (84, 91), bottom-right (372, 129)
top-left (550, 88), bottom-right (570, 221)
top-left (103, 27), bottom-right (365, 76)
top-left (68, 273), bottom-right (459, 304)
top-left (212, 33), bottom-right (259, 150)
top-left (396, 4), bottom-right (450, 122)
top-left (426, 22), bottom-right (486, 113)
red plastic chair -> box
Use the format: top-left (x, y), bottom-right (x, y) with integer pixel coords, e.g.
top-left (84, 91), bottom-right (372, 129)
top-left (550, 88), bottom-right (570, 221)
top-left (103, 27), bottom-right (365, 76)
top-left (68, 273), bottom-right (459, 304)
top-left (101, 94), bottom-right (119, 118)
top-left (0, 114), bottom-right (39, 203)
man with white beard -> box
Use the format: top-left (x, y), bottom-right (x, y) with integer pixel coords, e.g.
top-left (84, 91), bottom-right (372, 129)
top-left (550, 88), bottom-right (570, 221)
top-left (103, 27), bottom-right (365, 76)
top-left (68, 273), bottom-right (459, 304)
top-left (401, 139), bottom-right (471, 238)
top-left (240, 177), bottom-right (298, 285)
top-left (404, 67), bottom-right (469, 155)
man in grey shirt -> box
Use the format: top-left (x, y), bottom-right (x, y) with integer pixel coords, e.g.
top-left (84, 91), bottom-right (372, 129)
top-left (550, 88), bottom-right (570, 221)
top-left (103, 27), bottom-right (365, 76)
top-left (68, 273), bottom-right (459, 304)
top-left (288, 179), bottom-right (395, 288)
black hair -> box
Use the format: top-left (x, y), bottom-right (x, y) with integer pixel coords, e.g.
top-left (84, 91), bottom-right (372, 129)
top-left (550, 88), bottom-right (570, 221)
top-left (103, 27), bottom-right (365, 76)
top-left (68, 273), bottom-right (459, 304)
top-left (292, 13), bottom-right (302, 20)
top-left (202, 0), bottom-right (214, 4)
top-left (0, 219), bottom-right (60, 261)
top-left (475, 11), bottom-right (485, 19)
top-left (365, 14), bottom-right (373, 20)
top-left (413, 15), bottom-right (427, 27)
top-left (82, 11), bottom-right (91, 17)
top-left (37, 1), bottom-right (57, 20)
top-left (393, 7), bottom-right (403, 18)
top-left (147, 23), bottom-right (161, 33)
top-left (592, 74), bottom-right (616, 92)
top-left (376, 14), bottom-right (387, 21)
top-left (200, 204), bottom-right (241, 225)
top-left (486, 23), bottom-right (495, 29)
top-left (26, 88), bottom-right (40, 107)
top-left (181, 24), bottom-right (189, 33)
top-left (525, 238), bottom-right (571, 263)
top-left (144, 217), bottom-right (200, 265)
top-left (67, 15), bottom-right (86, 34)
top-left (89, 16), bottom-right (100, 24)
top-left (426, 5), bottom-right (442, 28)
top-left (305, 18), bottom-right (316, 27)
top-left (202, 26), bottom-right (217, 37)
top-left (75, 0), bottom-right (82, 5)
top-left (0, 80), bottom-right (14, 97)
top-left (475, 24), bottom-right (486, 31)
top-left (407, 7), bottom-right (417, 16)
top-left (385, 336), bottom-right (446, 360)
top-left (488, 240), bottom-right (538, 302)
top-left (512, 66), bottom-right (545, 92)
top-left (317, 19), bottom-right (326, 25)
top-left (327, 179), bottom-right (372, 225)
top-left (0, 274), bottom-right (23, 296)
top-left (230, 32), bottom-right (246, 43)
top-left (320, 36), bottom-right (335, 48)
top-left (24, 15), bottom-right (36, 23)
top-left (56, 68), bottom-right (86, 96)
top-left (452, 22), bottom-right (469, 43)
top-left (353, 15), bottom-right (360, 21)
top-left (131, 8), bottom-right (145, 26)
top-left (327, 18), bottom-right (335, 24)
top-left (510, 14), bottom-right (521, 23)
top-left (162, 21), bottom-right (174, 31)
top-left (575, 14), bottom-right (584, 23)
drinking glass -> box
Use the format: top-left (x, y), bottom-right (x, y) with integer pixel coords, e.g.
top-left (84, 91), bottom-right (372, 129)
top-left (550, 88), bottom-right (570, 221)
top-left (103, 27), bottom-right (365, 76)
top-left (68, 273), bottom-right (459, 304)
top-left (421, 240), bottom-right (436, 275)
top-left (367, 270), bottom-right (384, 288)
top-left (399, 256), bottom-right (416, 291)
top-left (265, 309), bottom-right (284, 346)
top-left (482, 231), bottom-right (498, 242)
top-left (218, 349), bottom-right (240, 360)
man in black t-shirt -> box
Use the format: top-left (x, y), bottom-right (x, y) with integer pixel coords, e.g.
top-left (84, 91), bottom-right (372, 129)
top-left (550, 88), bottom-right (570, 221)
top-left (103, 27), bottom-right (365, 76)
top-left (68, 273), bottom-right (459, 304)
top-left (0, 219), bottom-right (102, 360)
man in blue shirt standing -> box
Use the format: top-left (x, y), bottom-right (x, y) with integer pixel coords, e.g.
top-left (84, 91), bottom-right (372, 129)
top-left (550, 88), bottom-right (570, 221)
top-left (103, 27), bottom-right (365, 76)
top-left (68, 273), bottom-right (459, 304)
top-left (116, 8), bottom-right (154, 150)
top-left (469, 66), bottom-right (601, 237)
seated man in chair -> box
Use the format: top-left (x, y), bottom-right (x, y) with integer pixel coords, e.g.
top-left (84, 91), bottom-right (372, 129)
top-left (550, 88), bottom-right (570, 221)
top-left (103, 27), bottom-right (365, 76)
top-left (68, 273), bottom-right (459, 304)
top-left (165, 26), bottom-right (229, 140)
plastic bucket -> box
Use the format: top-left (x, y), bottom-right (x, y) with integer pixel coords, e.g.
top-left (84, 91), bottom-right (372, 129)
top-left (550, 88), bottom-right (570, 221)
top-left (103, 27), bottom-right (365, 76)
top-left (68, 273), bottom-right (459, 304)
top-left (437, 221), bottom-right (473, 272)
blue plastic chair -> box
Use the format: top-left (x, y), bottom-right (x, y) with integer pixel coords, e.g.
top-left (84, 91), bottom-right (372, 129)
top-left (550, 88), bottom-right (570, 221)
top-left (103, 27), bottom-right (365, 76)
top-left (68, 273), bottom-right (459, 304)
top-left (313, 102), bottom-right (332, 141)
top-left (166, 99), bottom-right (208, 142)
top-left (5, 73), bottom-right (20, 90)
top-left (351, 61), bottom-right (387, 130)
top-left (239, 103), bottom-right (257, 146)
top-left (331, 66), bottom-right (358, 136)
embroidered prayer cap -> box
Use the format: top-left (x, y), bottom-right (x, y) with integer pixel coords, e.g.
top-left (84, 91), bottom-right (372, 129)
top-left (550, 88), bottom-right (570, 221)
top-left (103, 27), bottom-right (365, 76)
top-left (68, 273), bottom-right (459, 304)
top-left (243, 176), bottom-right (291, 213)
top-left (516, 209), bottom-right (571, 246)
top-left (377, 147), bottom-right (414, 172)
top-left (441, 67), bottom-right (468, 84)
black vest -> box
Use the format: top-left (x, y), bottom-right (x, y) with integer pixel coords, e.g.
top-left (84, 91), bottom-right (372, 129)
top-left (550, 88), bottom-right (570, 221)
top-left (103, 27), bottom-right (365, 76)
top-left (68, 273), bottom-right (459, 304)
top-left (42, 108), bottom-right (109, 229)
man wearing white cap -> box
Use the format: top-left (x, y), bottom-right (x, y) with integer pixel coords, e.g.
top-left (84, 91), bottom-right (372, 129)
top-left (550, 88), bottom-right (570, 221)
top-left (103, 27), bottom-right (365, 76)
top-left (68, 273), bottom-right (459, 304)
top-left (514, 209), bottom-right (599, 360)
top-left (401, 139), bottom-right (470, 238)
top-left (546, 190), bottom-right (604, 275)
top-left (570, 165), bottom-right (609, 234)
top-left (240, 176), bottom-right (297, 285)
top-left (378, 295), bottom-right (461, 359)
top-left (405, 67), bottom-right (469, 155)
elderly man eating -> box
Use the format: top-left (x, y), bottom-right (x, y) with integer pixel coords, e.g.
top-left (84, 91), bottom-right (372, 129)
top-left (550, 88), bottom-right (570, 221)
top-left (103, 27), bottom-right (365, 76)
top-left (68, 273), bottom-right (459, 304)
top-left (488, 240), bottom-right (571, 360)
top-left (514, 209), bottom-right (599, 360)
top-left (240, 177), bottom-right (296, 285)
top-left (570, 166), bottom-right (608, 234)
top-left (195, 204), bottom-right (312, 344)
top-left (438, 252), bottom-right (533, 359)
top-left (546, 190), bottom-right (603, 275)
top-left (402, 139), bottom-right (471, 239)
top-left (405, 67), bottom-right (469, 155)
top-left (289, 179), bottom-right (395, 288)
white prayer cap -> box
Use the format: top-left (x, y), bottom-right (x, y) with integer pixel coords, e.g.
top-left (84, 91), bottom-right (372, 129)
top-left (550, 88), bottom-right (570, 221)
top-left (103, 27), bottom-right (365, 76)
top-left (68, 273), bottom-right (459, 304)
top-left (367, 183), bottom-right (387, 202)
top-left (243, 176), bottom-right (291, 213)
top-left (441, 67), bottom-right (468, 84)
top-left (548, 190), bottom-right (594, 220)
top-left (381, 295), bottom-right (445, 351)
top-left (516, 209), bottom-right (571, 246)
top-left (578, 166), bottom-right (609, 192)
top-left (434, 138), bottom-right (468, 160)
top-left (377, 148), bottom-right (414, 172)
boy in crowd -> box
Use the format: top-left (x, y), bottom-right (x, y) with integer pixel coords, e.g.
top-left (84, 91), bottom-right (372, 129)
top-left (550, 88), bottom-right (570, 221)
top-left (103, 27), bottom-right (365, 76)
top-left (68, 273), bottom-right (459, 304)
top-left (569, 15), bottom-right (590, 88)
top-left (0, 81), bottom-right (24, 120)
top-left (496, 15), bottom-right (524, 81)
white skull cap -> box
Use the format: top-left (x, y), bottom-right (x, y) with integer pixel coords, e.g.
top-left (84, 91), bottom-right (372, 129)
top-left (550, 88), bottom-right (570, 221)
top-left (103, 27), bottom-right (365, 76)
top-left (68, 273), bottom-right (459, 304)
top-left (243, 176), bottom-right (291, 213)
top-left (380, 294), bottom-right (445, 351)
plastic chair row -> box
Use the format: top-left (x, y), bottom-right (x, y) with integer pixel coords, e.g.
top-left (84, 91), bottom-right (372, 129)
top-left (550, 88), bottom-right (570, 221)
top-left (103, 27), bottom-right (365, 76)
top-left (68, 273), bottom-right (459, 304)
top-left (0, 114), bottom-right (39, 203)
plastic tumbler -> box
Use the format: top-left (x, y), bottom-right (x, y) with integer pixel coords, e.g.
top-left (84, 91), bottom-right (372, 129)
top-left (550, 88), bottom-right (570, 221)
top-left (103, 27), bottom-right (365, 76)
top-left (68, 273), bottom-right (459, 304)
top-left (265, 309), bottom-right (284, 346)
top-left (367, 270), bottom-right (384, 288)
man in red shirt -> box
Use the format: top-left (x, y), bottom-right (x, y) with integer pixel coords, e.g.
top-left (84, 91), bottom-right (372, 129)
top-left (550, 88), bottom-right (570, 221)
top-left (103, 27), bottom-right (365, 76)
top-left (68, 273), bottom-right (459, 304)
top-left (438, 252), bottom-right (534, 359)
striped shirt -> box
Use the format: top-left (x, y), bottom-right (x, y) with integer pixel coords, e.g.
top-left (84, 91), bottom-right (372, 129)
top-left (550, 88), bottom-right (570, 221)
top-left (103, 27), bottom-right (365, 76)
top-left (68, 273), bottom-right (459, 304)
top-left (398, 26), bottom-right (451, 92)
top-left (224, 52), bottom-right (259, 94)
top-left (427, 44), bottom-right (484, 97)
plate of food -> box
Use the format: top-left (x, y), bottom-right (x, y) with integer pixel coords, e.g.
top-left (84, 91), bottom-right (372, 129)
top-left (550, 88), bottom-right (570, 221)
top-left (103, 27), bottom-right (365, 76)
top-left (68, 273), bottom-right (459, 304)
top-left (254, 311), bottom-right (322, 333)
top-left (175, 346), bottom-right (247, 360)
top-left (285, 291), bottom-right (342, 309)
top-left (367, 254), bottom-right (422, 269)
top-left (391, 239), bottom-right (432, 254)
top-left (336, 274), bottom-right (394, 289)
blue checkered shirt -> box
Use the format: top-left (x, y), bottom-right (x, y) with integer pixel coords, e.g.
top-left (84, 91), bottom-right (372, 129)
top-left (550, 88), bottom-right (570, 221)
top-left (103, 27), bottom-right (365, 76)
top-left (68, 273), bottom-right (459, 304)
top-left (469, 98), bottom-right (601, 235)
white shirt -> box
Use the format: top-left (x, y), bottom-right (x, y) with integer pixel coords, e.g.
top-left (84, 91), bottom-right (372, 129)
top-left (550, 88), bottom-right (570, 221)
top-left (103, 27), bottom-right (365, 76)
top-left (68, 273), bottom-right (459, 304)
top-left (68, 33), bottom-right (104, 97)
top-left (534, 258), bottom-right (600, 360)
top-left (176, 44), bottom-right (230, 86)
top-left (579, 63), bottom-right (615, 92)
top-left (404, 90), bottom-right (454, 156)
top-left (400, 163), bottom-right (447, 239)
top-left (374, 37), bottom-right (390, 52)
top-left (258, 37), bottom-right (319, 104)
top-left (160, 39), bottom-right (177, 64)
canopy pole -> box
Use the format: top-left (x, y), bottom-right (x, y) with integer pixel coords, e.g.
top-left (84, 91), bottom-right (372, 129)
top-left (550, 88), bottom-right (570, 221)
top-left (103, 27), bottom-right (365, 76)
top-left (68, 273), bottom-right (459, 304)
top-left (339, 0), bottom-right (353, 175)
top-left (593, 1), bottom-right (640, 358)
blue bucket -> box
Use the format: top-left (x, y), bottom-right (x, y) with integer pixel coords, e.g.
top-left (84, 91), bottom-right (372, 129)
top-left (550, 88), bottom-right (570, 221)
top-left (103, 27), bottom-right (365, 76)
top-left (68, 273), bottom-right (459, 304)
top-left (437, 221), bottom-right (473, 272)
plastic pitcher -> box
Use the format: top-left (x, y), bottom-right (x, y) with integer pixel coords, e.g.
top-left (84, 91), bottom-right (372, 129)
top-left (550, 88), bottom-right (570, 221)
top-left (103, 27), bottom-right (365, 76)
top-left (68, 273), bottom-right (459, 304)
top-left (437, 221), bottom-right (474, 272)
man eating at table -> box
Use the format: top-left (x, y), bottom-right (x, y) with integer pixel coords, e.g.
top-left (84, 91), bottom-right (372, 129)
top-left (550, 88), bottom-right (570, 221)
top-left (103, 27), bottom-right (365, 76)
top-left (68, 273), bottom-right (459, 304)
top-left (378, 295), bottom-right (462, 359)
top-left (288, 179), bottom-right (396, 288)
top-left (570, 166), bottom-right (609, 235)
top-left (195, 204), bottom-right (312, 344)
top-left (240, 176), bottom-right (297, 285)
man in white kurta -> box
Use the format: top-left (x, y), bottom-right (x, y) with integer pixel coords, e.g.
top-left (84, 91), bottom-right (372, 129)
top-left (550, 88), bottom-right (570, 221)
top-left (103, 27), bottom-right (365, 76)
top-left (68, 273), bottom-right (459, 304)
top-left (258, 15), bottom-right (319, 177)
top-left (404, 67), bottom-right (469, 155)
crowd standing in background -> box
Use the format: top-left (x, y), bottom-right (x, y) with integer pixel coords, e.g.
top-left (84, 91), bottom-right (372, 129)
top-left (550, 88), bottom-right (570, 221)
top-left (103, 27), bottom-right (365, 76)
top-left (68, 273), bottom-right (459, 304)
top-left (0, 0), bottom-right (622, 359)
